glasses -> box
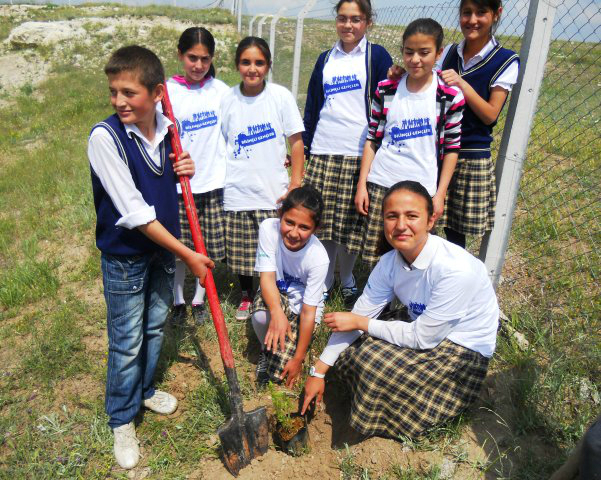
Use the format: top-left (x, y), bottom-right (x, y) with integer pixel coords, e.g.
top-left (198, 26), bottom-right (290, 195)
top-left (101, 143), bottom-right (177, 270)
top-left (335, 15), bottom-right (366, 25)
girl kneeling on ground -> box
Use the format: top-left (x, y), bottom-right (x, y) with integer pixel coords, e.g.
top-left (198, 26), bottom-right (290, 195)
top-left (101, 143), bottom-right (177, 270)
top-left (302, 180), bottom-right (499, 439)
top-left (251, 185), bottom-right (329, 387)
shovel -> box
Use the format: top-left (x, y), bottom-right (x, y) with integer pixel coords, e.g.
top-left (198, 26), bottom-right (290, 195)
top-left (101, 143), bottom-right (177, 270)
top-left (161, 86), bottom-right (269, 476)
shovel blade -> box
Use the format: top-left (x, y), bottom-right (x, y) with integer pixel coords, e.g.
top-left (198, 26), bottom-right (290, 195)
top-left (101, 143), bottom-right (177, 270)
top-left (217, 406), bottom-right (269, 476)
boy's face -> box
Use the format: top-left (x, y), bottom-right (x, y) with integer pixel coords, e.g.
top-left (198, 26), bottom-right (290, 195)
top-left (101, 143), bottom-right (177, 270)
top-left (108, 71), bottom-right (162, 126)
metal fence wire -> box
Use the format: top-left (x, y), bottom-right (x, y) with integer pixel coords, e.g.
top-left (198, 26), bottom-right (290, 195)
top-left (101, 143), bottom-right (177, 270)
top-left (260, 0), bottom-right (600, 333)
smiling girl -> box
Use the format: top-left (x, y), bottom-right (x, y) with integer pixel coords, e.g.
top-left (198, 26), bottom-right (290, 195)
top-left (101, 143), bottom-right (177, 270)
top-left (250, 186), bottom-right (329, 387)
top-left (303, 0), bottom-right (392, 308)
top-left (353, 18), bottom-right (465, 268)
top-left (302, 180), bottom-right (499, 439)
top-left (166, 27), bottom-right (228, 326)
top-left (220, 37), bottom-right (305, 320)
top-left (437, 0), bottom-right (519, 248)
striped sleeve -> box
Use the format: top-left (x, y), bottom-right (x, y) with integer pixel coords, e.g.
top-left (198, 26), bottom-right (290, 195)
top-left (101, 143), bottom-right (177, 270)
top-left (366, 83), bottom-right (384, 143)
top-left (441, 85), bottom-right (465, 154)
top-left (366, 79), bottom-right (399, 145)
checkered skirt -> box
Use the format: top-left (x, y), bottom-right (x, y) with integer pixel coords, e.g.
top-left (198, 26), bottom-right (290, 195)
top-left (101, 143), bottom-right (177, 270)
top-left (303, 154), bottom-right (365, 253)
top-left (250, 291), bottom-right (301, 382)
top-left (353, 182), bottom-right (388, 268)
top-left (334, 336), bottom-right (489, 438)
top-left (178, 189), bottom-right (226, 261)
top-left (224, 209), bottom-right (278, 276)
top-left (438, 156), bottom-right (496, 236)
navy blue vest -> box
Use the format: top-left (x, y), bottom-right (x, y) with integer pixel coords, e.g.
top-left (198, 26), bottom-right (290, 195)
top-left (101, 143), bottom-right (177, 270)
top-left (90, 114), bottom-right (180, 256)
top-left (443, 43), bottom-right (519, 158)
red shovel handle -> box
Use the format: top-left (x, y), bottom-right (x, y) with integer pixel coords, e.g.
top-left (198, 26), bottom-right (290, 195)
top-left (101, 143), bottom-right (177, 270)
top-left (161, 86), bottom-right (237, 374)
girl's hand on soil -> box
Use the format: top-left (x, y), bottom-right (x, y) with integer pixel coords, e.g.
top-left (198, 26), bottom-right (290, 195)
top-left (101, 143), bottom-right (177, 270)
top-left (323, 312), bottom-right (369, 332)
top-left (184, 252), bottom-right (214, 286)
top-left (171, 151), bottom-right (195, 177)
top-left (355, 183), bottom-right (370, 216)
top-left (281, 357), bottom-right (303, 388)
top-left (440, 69), bottom-right (467, 91)
top-left (264, 309), bottom-right (292, 352)
top-left (432, 193), bottom-right (444, 222)
top-left (387, 65), bottom-right (406, 81)
top-left (301, 377), bottom-right (324, 415)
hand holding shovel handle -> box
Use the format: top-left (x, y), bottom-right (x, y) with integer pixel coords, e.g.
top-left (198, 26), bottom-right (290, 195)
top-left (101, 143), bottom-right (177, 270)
top-left (161, 85), bottom-right (269, 476)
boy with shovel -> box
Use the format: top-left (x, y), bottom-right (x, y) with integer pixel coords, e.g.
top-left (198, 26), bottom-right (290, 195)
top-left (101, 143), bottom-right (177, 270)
top-left (88, 45), bottom-right (214, 469)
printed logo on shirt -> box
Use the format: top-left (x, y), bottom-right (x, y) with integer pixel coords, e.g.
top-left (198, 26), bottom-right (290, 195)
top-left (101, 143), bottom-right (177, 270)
top-left (276, 271), bottom-right (304, 293)
top-left (257, 247), bottom-right (270, 259)
top-left (409, 301), bottom-right (426, 316)
top-left (234, 122), bottom-right (276, 158)
top-left (324, 74), bottom-right (362, 99)
top-left (387, 117), bottom-right (433, 150)
top-left (180, 111), bottom-right (218, 139)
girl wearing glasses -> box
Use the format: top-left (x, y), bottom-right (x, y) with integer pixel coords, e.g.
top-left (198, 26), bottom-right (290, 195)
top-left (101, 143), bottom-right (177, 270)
top-left (303, 0), bottom-right (392, 309)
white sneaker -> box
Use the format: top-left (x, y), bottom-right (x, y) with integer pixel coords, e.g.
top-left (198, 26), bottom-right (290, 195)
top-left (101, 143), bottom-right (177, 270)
top-left (113, 422), bottom-right (139, 469)
top-left (143, 390), bottom-right (178, 415)
top-left (236, 291), bottom-right (253, 321)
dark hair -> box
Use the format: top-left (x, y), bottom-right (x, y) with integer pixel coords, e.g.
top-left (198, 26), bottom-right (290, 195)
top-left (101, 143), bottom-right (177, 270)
top-left (459, 0), bottom-right (502, 35)
top-left (402, 18), bottom-right (444, 50)
top-left (104, 45), bottom-right (164, 92)
top-left (334, 0), bottom-right (374, 24)
top-left (235, 36), bottom-right (271, 67)
top-left (279, 185), bottom-right (324, 228)
top-left (375, 181), bottom-right (434, 256)
top-left (178, 27), bottom-right (216, 78)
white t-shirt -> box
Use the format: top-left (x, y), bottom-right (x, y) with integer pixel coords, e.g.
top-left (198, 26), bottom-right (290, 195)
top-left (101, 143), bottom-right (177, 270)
top-left (320, 234), bottom-right (499, 366)
top-left (438, 38), bottom-right (519, 91)
top-left (367, 74), bottom-right (439, 195)
top-left (220, 83), bottom-right (305, 211)
top-left (311, 36), bottom-right (368, 156)
top-left (254, 218), bottom-right (329, 318)
top-left (166, 77), bottom-right (229, 194)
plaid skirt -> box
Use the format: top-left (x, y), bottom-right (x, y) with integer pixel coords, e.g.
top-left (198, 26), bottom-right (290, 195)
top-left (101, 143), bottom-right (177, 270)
top-left (224, 209), bottom-right (278, 276)
top-left (354, 182), bottom-right (388, 268)
top-left (250, 291), bottom-right (301, 382)
top-left (334, 336), bottom-right (489, 438)
top-left (438, 156), bottom-right (496, 236)
top-left (303, 154), bottom-right (365, 253)
top-left (178, 189), bottom-right (226, 261)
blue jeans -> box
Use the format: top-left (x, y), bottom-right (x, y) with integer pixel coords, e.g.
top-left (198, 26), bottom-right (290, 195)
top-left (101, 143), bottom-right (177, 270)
top-left (101, 250), bottom-right (175, 428)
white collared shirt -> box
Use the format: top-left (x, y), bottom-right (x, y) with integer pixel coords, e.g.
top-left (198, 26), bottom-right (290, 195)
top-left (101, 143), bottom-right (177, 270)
top-left (319, 234), bottom-right (500, 366)
top-left (438, 37), bottom-right (519, 91)
top-left (88, 111), bottom-right (172, 229)
top-left (311, 36), bottom-right (369, 156)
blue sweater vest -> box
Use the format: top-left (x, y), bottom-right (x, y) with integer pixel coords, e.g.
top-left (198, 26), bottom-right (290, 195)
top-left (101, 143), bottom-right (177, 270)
top-left (442, 43), bottom-right (519, 158)
top-left (90, 114), bottom-right (180, 256)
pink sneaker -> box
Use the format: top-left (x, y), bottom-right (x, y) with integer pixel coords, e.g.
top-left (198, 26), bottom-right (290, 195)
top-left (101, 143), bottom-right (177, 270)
top-left (236, 292), bottom-right (252, 321)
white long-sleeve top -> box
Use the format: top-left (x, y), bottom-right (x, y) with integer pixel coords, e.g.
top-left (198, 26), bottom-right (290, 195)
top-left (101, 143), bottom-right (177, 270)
top-left (319, 234), bottom-right (500, 366)
top-left (87, 112), bottom-right (172, 230)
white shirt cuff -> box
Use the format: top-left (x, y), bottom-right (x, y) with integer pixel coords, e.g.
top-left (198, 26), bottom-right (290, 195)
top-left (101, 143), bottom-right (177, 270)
top-left (319, 330), bottom-right (363, 366)
top-left (115, 205), bottom-right (157, 230)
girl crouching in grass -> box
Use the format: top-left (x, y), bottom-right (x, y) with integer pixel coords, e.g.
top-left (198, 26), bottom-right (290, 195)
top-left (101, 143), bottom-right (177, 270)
top-left (251, 186), bottom-right (329, 387)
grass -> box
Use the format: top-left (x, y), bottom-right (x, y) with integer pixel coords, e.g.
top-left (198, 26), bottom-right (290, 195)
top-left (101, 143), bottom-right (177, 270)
top-left (0, 3), bottom-right (598, 479)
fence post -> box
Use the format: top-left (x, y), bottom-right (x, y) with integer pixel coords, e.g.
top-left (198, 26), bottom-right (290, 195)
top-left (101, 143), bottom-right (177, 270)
top-left (479, 0), bottom-right (558, 288)
top-left (291, 0), bottom-right (318, 99)
top-left (249, 13), bottom-right (264, 36)
top-left (230, 0), bottom-right (235, 15)
top-left (257, 14), bottom-right (272, 39)
top-left (268, 7), bottom-right (287, 83)
top-left (237, 0), bottom-right (242, 33)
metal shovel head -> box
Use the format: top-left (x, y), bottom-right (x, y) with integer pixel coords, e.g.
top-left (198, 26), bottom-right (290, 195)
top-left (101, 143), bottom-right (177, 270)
top-left (217, 406), bottom-right (269, 476)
